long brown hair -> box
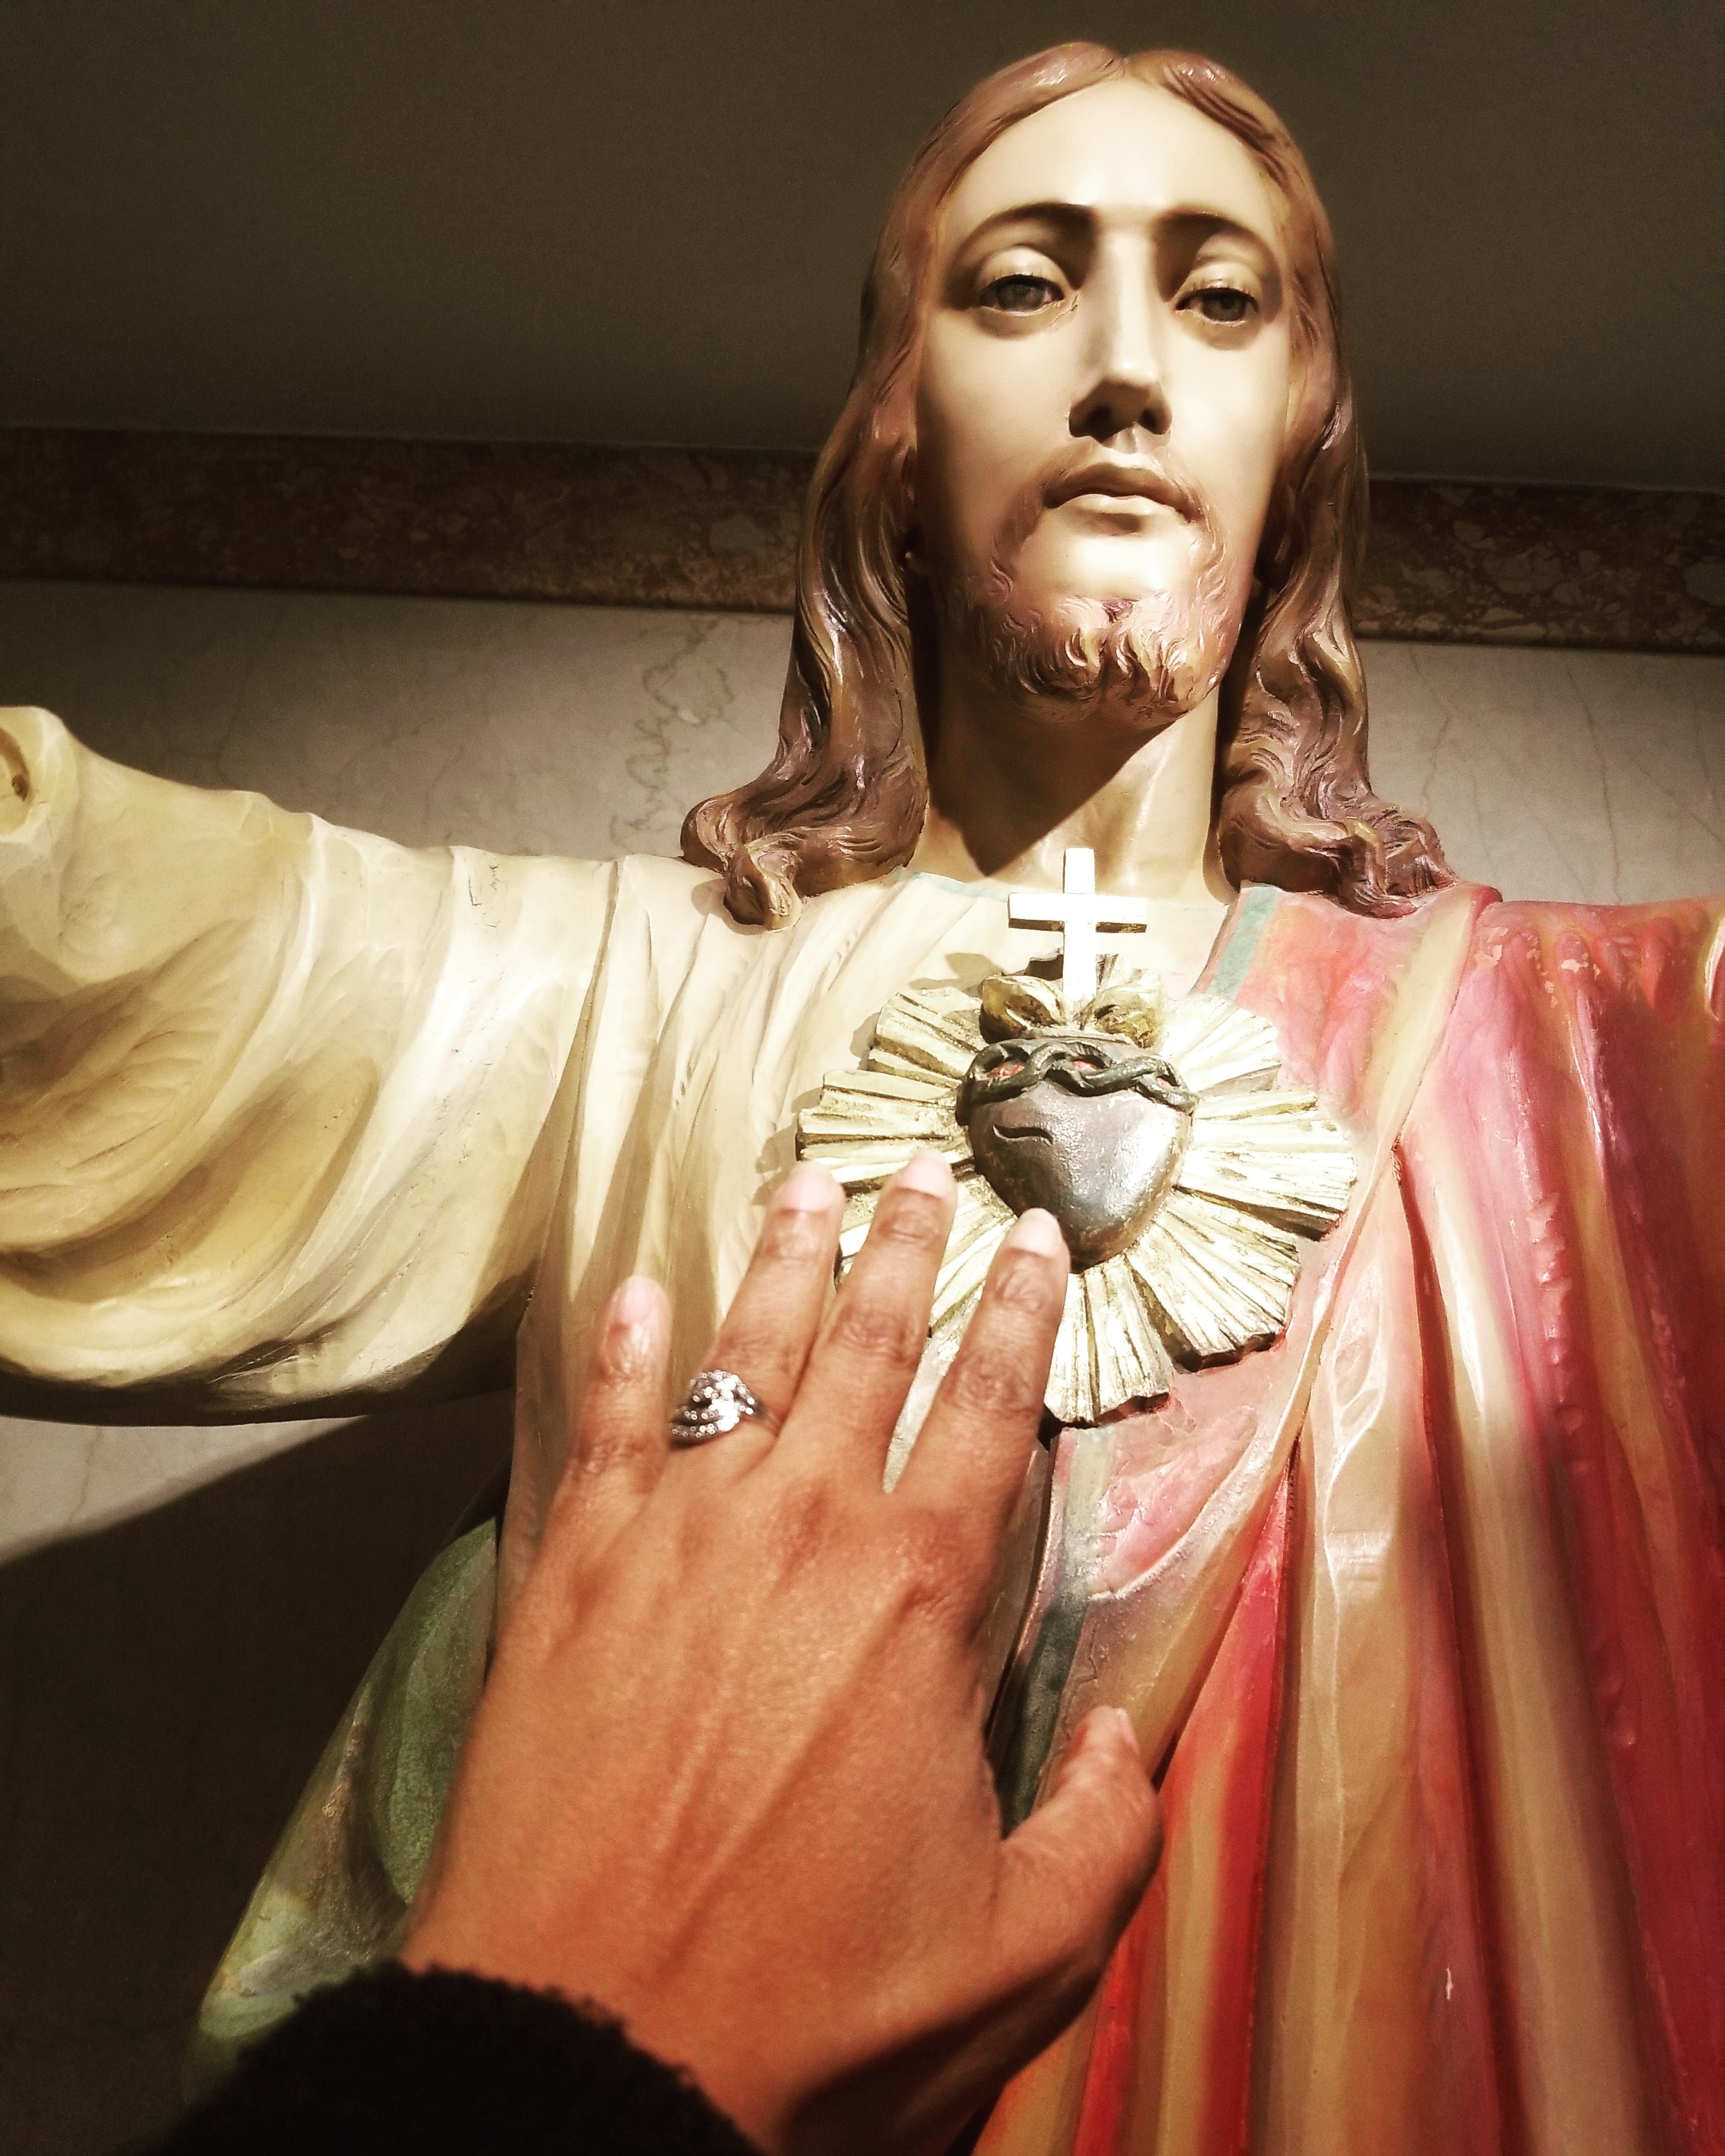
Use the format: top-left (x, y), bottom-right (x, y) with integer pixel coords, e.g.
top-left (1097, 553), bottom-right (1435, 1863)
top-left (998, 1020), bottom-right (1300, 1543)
top-left (682, 42), bottom-right (1450, 926)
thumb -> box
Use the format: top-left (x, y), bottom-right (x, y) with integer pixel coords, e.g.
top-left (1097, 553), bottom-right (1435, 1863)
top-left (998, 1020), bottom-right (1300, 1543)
top-left (989, 1709), bottom-right (1162, 2040)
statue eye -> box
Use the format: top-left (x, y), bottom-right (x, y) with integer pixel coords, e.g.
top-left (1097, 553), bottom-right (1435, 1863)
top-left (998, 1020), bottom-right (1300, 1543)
top-left (1180, 284), bottom-right (1257, 326)
top-left (982, 273), bottom-right (1062, 314)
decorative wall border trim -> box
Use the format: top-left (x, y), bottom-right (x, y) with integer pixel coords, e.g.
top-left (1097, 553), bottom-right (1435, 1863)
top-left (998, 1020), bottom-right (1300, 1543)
top-left (2, 428), bottom-right (1720, 654)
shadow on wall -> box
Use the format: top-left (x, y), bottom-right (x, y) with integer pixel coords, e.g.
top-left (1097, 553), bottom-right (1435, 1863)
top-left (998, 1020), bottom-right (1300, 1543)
top-left (0, 1391), bottom-right (512, 2156)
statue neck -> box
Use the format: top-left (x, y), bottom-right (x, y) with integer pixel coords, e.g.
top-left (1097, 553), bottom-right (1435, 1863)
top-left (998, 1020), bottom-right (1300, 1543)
top-left (908, 662), bottom-right (1228, 905)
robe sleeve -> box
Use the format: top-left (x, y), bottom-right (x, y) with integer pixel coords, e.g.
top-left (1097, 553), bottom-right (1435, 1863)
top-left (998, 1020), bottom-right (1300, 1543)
top-left (1393, 893), bottom-right (1725, 2143)
top-left (0, 706), bottom-right (616, 1420)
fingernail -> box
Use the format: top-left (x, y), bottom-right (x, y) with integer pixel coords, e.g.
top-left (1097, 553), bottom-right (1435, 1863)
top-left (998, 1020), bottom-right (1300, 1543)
top-left (1105, 1707), bottom-right (1139, 1751)
top-left (776, 1164), bottom-right (839, 1211)
top-left (1070, 1706), bottom-right (1137, 1765)
top-left (611, 1275), bottom-right (659, 1328)
top-left (1005, 1208), bottom-right (1065, 1258)
top-left (894, 1152), bottom-right (954, 1197)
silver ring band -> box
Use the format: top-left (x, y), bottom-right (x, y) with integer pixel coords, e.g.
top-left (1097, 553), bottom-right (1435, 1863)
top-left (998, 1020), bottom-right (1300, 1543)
top-left (670, 1369), bottom-right (776, 1446)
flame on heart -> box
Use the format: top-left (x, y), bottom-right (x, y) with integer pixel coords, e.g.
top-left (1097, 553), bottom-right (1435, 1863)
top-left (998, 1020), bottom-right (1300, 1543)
top-left (977, 967), bottom-right (1171, 1048)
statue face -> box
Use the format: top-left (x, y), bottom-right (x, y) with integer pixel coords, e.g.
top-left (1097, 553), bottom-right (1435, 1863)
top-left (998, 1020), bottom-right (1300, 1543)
top-left (913, 79), bottom-right (1294, 714)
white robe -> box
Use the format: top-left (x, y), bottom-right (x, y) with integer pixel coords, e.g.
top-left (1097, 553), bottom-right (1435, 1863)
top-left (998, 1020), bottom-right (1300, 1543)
top-left (0, 703), bottom-right (1094, 1612)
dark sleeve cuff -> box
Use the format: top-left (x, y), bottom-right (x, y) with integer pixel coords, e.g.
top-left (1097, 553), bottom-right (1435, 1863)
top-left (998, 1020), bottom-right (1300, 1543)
top-left (146, 1962), bottom-right (763, 2155)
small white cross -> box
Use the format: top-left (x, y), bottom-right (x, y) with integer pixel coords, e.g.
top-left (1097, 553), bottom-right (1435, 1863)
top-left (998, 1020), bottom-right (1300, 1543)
top-left (1007, 848), bottom-right (1148, 1006)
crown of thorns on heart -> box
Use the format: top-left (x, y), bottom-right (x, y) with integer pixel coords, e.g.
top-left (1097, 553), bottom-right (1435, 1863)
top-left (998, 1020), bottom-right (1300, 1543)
top-left (955, 970), bottom-right (1197, 1125)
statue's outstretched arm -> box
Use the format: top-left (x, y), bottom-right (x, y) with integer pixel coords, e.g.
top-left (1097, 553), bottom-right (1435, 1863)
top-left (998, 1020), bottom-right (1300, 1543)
top-left (0, 707), bottom-right (614, 1424)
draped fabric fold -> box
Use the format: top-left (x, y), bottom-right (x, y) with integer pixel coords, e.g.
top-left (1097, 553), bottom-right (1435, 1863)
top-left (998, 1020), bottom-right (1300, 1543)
top-left (1398, 901), bottom-right (1725, 2155)
top-left (982, 894), bottom-right (1725, 2156)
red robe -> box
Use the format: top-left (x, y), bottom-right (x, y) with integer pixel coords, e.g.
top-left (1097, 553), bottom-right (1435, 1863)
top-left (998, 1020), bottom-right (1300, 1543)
top-left (981, 884), bottom-right (1725, 2156)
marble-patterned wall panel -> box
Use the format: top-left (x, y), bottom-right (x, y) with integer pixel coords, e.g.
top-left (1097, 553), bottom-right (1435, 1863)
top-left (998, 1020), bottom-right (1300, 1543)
top-left (1366, 641), bottom-right (1725, 906)
top-left (0, 579), bottom-right (790, 859)
top-left (0, 1411), bottom-right (354, 1566)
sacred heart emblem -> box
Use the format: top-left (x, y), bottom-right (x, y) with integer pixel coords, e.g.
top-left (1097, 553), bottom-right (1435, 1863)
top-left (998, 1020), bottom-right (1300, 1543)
top-left (957, 1032), bottom-right (1195, 1267)
top-left (793, 846), bottom-right (1357, 1426)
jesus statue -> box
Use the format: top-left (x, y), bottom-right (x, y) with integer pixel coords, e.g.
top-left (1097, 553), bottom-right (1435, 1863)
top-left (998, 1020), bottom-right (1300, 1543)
top-left (2, 42), bottom-right (1722, 2156)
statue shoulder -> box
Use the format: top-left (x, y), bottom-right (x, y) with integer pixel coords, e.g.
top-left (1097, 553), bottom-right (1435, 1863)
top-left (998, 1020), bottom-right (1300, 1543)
top-left (606, 851), bottom-right (893, 930)
top-left (1, 703), bottom-right (117, 840)
top-left (1464, 889), bottom-right (1725, 1009)
top-left (612, 850), bottom-right (719, 906)
top-left (602, 850), bottom-right (732, 943)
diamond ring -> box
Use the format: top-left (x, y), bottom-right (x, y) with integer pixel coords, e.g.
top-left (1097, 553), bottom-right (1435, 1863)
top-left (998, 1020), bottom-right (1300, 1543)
top-left (669, 1369), bottom-right (777, 1446)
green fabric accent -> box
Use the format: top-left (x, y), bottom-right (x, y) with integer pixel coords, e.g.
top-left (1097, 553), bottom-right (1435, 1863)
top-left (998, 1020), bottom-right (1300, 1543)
top-left (1207, 884), bottom-right (1280, 1002)
top-left (186, 1522), bottom-right (496, 2098)
top-left (894, 866), bottom-right (1014, 899)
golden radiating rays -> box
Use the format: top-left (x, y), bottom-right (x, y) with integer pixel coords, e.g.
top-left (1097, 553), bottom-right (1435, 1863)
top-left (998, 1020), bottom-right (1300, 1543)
top-left (796, 978), bottom-right (1356, 1424)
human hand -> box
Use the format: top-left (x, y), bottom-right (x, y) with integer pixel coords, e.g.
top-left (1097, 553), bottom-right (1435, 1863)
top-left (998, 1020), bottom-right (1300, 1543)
top-left (401, 1155), bottom-right (1161, 2155)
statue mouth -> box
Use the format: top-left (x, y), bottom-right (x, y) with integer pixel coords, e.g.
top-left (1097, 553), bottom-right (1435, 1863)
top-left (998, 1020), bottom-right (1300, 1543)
top-left (1047, 457), bottom-right (1198, 520)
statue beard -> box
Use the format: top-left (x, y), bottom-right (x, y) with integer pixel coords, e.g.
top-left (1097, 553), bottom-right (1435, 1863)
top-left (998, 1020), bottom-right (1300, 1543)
top-left (937, 471), bottom-right (1246, 723)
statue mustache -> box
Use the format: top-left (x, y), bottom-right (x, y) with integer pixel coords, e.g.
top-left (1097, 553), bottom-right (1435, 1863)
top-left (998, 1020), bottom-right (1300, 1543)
top-left (993, 456), bottom-right (1214, 569)
top-left (938, 447), bottom-right (1237, 717)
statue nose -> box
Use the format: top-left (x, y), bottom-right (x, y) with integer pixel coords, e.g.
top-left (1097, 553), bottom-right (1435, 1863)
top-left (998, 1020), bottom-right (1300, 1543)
top-left (1072, 371), bottom-right (1170, 443)
top-left (1071, 264), bottom-right (1171, 441)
